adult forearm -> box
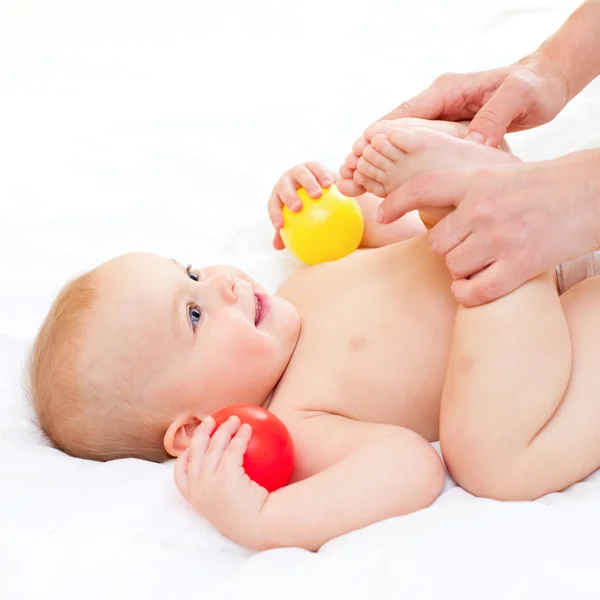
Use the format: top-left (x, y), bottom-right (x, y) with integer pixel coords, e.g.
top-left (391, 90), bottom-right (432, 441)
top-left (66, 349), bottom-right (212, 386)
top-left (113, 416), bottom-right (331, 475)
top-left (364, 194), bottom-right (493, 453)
top-left (537, 0), bottom-right (600, 101)
top-left (568, 148), bottom-right (600, 244)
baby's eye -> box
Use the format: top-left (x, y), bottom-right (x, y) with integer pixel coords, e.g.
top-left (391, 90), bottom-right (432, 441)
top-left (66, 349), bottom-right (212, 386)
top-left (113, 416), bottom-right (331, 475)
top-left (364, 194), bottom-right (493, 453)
top-left (188, 305), bottom-right (202, 329)
top-left (186, 265), bottom-right (199, 282)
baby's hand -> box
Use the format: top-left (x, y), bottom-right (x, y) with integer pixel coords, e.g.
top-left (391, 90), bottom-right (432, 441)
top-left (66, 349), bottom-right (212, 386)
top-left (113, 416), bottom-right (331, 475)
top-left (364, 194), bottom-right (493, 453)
top-left (174, 416), bottom-right (268, 545)
top-left (268, 162), bottom-right (337, 250)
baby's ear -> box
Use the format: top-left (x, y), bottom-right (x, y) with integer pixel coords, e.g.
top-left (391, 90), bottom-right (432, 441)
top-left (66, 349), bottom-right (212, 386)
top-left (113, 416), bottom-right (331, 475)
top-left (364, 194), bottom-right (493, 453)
top-left (163, 415), bottom-right (201, 457)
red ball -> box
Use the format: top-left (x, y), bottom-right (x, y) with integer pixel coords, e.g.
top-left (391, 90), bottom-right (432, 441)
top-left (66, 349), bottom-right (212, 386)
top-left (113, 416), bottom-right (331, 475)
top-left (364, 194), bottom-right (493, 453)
top-left (211, 405), bottom-right (294, 492)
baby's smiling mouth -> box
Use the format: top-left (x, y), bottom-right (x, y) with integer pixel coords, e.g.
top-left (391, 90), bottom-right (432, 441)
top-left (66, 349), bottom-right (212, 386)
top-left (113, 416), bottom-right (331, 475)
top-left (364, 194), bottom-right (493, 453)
top-left (254, 294), bottom-right (262, 326)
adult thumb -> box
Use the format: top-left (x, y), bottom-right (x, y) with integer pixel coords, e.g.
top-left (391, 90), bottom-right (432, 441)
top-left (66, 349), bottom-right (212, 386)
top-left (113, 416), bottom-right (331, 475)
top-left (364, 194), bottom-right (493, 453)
top-left (466, 77), bottom-right (526, 147)
top-left (380, 88), bottom-right (444, 121)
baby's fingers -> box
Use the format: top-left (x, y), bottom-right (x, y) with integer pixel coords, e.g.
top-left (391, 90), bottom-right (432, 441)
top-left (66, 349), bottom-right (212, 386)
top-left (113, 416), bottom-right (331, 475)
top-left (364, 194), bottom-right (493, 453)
top-left (277, 179), bottom-right (303, 212)
top-left (268, 191), bottom-right (284, 229)
top-left (304, 162), bottom-right (336, 189)
top-left (290, 164), bottom-right (322, 198)
top-left (188, 416), bottom-right (216, 480)
top-left (222, 423), bottom-right (253, 471)
top-left (204, 416), bottom-right (241, 474)
top-left (273, 229), bottom-right (285, 250)
top-left (174, 448), bottom-right (191, 500)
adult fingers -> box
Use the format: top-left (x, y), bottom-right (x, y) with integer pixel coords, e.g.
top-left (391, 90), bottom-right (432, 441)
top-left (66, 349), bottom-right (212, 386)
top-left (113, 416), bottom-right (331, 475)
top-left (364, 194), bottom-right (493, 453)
top-left (379, 86), bottom-right (446, 121)
top-left (466, 72), bottom-right (535, 147)
top-left (443, 232), bottom-right (495, 280)
top-left (451, 260), bottom-right (527, 307)
top-left (378, 170), bottom-right (468, 224)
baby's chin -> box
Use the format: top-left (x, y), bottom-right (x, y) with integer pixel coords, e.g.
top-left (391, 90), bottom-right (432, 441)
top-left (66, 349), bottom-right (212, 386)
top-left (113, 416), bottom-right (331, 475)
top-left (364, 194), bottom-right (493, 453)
top-left (264, 295), bottom-right (301, 342)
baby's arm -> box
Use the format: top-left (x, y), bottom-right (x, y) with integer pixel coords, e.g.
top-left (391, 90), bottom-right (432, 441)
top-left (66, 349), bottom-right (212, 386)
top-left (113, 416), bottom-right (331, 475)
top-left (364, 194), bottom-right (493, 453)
top-left (175, 414), bottom-right (444, 551)
top-left (254, 415), bottom-right (443, 550)
top-left (357, 192), bottom-right (426, 247)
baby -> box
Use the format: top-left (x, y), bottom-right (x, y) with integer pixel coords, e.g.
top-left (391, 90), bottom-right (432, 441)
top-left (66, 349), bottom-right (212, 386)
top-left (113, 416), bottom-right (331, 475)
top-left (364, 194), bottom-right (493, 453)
top-left (29, 118), bottom-right (600, 552)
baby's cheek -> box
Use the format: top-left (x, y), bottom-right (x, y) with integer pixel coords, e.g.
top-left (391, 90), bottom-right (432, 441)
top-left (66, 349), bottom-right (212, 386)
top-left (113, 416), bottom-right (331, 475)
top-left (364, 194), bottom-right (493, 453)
top-left (227, 331), bottom-right (275, 374)
top-left (239, 329), bottom-right (274, 359)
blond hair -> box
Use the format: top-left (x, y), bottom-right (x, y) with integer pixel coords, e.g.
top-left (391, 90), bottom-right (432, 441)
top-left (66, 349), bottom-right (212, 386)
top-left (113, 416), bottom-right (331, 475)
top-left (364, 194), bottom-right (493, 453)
top-left (28, 271), bottom-right (170, 462)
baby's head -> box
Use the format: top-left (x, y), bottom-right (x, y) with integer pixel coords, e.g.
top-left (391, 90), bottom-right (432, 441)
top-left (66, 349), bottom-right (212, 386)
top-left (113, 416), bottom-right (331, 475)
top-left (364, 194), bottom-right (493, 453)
top-left (29, 253), bottom-right (300, 461)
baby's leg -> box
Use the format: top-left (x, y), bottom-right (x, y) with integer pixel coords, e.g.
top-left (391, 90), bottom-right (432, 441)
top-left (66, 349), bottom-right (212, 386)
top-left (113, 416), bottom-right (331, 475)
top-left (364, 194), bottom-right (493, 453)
top-left (440, 271), bottom-right (600, 500)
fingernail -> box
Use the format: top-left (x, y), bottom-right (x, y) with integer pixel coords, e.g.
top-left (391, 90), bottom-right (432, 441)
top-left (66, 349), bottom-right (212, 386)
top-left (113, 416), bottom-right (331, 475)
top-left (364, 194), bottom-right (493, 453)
top-left (465, 131), bottom-right (485, 144)
top-left (291, 202), bottom-right (302, 212)
top-left (376, 206), bottom-right (385, 224)
top-left (322, 177), bottom-right (332, 187)
top-left (309, 189), bottom-right (322, 199)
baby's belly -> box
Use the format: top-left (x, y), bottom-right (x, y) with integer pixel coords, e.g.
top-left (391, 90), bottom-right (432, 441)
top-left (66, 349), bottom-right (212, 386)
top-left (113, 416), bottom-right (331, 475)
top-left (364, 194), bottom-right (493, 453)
top-left (274, 236), bottom-right (457, 441)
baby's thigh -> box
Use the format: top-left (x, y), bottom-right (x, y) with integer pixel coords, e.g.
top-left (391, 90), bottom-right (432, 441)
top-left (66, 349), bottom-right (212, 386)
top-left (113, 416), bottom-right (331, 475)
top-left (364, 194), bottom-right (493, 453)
top-left (541, 276), bottom-right (600, 476)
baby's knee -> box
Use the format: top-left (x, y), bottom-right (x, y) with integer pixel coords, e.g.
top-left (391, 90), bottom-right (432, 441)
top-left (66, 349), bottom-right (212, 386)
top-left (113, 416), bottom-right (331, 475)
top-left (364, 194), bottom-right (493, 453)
top-left (440, 421), bottom-right (539, 501)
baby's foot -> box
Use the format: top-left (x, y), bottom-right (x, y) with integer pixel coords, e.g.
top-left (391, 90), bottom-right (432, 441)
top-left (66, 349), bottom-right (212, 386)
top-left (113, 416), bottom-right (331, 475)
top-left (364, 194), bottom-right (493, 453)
top-left (339, 118), bottom-right (477, 195)
top-left (355, 118), bottom-right (472, 158)
top-left (339, 117), bottom-right (515, 195)
top-left (355, 127), bottom-right (519, 198)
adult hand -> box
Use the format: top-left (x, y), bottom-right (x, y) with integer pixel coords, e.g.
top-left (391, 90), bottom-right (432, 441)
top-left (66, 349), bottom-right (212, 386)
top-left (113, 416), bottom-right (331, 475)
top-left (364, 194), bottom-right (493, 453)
top-left (380, 50), bottom-right (569, 149)
top-left (377, 149), bottom-right (600, 306)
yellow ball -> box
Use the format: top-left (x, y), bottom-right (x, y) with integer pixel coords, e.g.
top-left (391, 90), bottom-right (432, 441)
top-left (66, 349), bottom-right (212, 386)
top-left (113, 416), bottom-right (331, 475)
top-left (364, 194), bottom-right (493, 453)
top-left (280, 185), bottom-right (364, 266)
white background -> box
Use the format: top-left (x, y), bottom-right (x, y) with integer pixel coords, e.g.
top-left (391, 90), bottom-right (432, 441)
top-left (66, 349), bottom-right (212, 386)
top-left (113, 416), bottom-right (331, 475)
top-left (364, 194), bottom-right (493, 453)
top-left (1, 1), bottom-right (600, 599)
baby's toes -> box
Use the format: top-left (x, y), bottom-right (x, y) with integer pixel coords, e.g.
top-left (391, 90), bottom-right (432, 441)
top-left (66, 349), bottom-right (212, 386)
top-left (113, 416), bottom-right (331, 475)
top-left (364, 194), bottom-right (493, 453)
top-left (362, 141), bottom-right (394, 173)
top-left (337, 176), bottom-right (365, 198)
top-left (344, 152), bottom-right (359, 171)
top-left (360, 175), bottom-right (387, 198)
top-left (339, 164), bottom-right (354, 180)
top-left (357, 155), bottom-right (384, 183)
top-left (363, 120), bottom-right (395, 143)
top-left (351, 135), bottom-right (369, 156)
top-left (370, 132), bottom-right (406, 162)
top-left (387, 127), bottom-right (426, 154)
top-left (353, 166), bottom-right (385, 197)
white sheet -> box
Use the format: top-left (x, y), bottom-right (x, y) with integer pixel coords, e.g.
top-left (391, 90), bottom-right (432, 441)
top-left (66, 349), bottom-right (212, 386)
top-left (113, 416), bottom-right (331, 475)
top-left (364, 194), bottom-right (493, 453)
top-left (2, 0), bottom-right (600, 598)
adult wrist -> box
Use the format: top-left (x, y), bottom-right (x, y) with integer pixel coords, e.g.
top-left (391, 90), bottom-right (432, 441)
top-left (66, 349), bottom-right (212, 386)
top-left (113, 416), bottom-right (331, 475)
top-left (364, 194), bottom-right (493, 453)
top-left (554, 149), bottom-right (600, 250)
top-left (515, 49), bottom-right (570, 103)
top-left (536, 0), bottom-right (600, 102)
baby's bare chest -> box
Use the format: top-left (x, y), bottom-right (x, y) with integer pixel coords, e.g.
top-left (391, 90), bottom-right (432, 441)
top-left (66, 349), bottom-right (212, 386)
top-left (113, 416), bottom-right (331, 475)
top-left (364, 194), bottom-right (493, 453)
top-left (272, 244), bottom-right (456, 441)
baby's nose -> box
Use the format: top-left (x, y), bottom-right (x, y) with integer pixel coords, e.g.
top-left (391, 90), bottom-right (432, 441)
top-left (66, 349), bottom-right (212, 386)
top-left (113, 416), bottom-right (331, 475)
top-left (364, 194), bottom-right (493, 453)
top-left (209, 272), bottom-right (236, 303)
